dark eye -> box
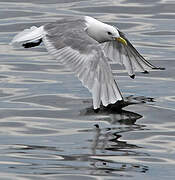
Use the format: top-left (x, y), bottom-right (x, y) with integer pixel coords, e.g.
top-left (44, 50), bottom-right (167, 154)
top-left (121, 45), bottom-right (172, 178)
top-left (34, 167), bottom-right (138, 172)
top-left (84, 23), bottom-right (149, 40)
top-left (107, 31), bottom-right (112, 35)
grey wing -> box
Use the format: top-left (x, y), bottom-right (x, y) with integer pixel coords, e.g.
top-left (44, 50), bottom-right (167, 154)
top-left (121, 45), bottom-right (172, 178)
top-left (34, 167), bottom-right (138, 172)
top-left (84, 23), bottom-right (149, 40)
top-left (42, 21), bottom-right (123, 109)
top-left (102, 30), bottom-right (161, 77)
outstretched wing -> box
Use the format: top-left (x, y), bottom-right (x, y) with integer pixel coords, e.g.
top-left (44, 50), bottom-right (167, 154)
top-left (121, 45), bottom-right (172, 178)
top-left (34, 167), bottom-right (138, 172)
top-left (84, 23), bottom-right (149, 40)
top-left (43, 20), bottom-right (123, 109)
top-left (102, 30), bottom-right (161, 77)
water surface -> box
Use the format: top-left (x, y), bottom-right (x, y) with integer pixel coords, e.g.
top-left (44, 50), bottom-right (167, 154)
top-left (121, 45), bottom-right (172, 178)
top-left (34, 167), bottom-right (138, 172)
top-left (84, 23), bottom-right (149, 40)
top-left (0, 0), bottom-right (175, 179)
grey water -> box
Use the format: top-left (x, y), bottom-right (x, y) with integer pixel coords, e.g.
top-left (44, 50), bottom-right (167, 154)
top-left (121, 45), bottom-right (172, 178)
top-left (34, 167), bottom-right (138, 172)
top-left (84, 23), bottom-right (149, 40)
top-left (0, 0), bottom-right (175, 179)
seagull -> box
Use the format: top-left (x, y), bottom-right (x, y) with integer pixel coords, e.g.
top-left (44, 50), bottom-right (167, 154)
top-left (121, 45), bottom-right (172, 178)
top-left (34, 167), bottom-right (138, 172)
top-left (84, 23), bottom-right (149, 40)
top-left (11, 16), bottom-right (163, 110)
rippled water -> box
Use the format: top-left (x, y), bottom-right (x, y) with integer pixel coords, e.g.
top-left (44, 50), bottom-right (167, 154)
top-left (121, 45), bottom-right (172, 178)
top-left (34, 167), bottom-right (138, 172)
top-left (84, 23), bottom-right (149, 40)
top-left (1, 0), bottom-right (175, 179)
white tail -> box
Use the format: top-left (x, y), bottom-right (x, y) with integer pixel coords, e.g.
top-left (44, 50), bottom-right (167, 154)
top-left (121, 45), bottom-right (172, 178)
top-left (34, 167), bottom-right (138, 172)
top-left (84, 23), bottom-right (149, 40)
top-left (10, 26), bottom-right (45, 45)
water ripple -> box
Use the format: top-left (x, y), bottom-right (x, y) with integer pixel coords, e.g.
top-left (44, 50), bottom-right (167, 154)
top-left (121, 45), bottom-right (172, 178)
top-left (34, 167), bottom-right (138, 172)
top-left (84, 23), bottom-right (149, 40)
top-left (0, 0), bottom-right (175, 179)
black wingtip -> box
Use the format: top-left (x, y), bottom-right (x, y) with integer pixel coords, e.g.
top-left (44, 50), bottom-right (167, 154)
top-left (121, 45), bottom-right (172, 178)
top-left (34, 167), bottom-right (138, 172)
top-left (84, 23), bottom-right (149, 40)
top-left (152, 67), bottom-right (165, 70)
top-left (22, 39), bottom-right (42, 48)
top-left (142, 70), bottom-right (149, 74)
top-left (94, 108), bottom-right (100, 113)
top-left (130, 74), bottom-right (135, 79)
top-left (94, 124), bottom-right (99, 128)
top-left (159, 67), bottom-right (165, 70)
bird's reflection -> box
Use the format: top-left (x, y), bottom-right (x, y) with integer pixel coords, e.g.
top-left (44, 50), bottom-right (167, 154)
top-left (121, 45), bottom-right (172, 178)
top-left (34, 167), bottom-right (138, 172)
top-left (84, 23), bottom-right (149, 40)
top-left (89, 119), bottom-right (149, 175)
top-left (91, 121), bottom-right (144, 155)
top-left (80, 96), bottom-right (147, 156)
top-left (83, 96), bottom-right (150, 175)
top-left (81, 95), bottom-right (147, 124)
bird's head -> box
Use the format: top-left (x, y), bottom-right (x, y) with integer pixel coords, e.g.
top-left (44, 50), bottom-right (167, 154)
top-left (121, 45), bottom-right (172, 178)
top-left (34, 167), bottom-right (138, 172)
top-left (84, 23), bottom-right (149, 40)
top-left (104, 25), bottom-right (127, 45)
top-left (85, 16), bottom-right (127, 45)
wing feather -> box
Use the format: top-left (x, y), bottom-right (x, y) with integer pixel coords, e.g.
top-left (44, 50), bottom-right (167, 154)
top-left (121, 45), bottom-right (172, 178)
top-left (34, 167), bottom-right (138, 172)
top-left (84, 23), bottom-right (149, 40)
top-left (102, 30), bottom-right (160, 76)
top-left (42, 28), bottom-right (123, 109)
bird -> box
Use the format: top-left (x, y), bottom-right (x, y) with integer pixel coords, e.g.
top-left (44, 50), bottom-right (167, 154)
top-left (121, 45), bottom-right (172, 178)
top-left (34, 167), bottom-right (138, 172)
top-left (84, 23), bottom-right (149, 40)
top-left (10, 16), bottom-right (163, 110)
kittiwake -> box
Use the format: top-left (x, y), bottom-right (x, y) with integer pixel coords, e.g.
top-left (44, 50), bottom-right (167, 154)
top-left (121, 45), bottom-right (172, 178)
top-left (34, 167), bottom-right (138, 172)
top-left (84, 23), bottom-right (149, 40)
top-left (10, 16), bottom-right (164, 110)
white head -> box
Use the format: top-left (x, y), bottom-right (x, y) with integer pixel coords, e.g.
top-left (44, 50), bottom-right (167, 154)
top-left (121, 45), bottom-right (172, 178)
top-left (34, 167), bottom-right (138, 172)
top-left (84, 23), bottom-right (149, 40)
top-left (85, 16), bottom-right (127, 45)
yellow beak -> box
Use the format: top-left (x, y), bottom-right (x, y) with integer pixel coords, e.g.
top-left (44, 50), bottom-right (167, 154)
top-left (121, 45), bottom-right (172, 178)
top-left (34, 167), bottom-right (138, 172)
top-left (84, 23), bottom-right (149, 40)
top-left (116, 37), bottom-right (127, 46)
